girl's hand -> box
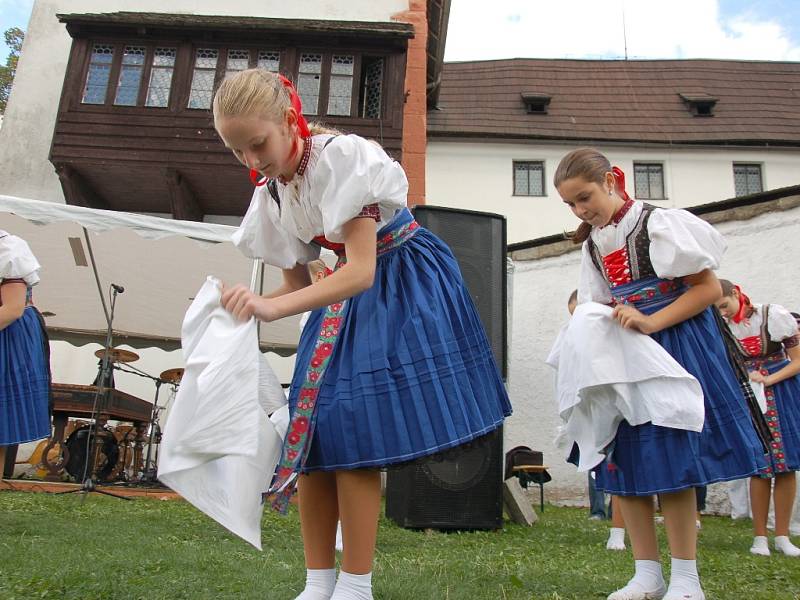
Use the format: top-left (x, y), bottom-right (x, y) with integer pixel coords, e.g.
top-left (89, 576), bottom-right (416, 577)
top-left (749, 371), bottom-right (768, 385)
top-left (612, 304), bottom-right (655, 334)
top-left (220, 284), bottom-right (280, 322)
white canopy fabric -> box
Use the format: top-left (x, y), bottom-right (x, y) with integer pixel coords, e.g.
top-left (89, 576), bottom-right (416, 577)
top-left (0, 195), bottom-right (301, 354)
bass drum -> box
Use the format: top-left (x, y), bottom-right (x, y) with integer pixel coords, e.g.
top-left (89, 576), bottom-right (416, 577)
top-left (63, 425), bottom-right (119, 482)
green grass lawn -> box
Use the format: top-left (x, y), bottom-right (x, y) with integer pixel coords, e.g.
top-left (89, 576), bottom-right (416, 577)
top-left (1, 491), bottom-right (798, 599)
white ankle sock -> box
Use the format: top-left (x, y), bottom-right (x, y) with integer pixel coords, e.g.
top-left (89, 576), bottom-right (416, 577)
top-left (750, 535), bottom-right (770, 556)
top-left (774, 535), bottom-right (800, 557)
top-left (607, 527), bottom-right (626, 551)
top-left (295, 568), bottom-right (336, 600)
top-left (665, 558), bottom-right (702, 599)
top-left (608, 560), bottom-right (665, 600)
top-left (331, 571), bottom-right (373, 600)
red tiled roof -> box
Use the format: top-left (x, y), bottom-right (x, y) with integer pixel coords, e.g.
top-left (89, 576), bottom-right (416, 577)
top-left (427, 58), bottom-right (800, 146)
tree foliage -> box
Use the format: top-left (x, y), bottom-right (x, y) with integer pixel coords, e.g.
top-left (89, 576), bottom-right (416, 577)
top-left (0, 27), bottom-right (25, 114)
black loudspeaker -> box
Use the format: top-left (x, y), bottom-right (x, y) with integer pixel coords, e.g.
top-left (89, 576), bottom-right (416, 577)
top-left (385, 426), bottom-right (504, 530)
top-left (411, 205), bottom-right (507, 377)
top-left (384, 206), bottom-right (508, 530)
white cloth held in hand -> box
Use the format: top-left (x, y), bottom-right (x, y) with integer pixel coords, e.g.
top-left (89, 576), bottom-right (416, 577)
top-left (158, 276), bottom-right (287, 549)
top-left (546, 302), bottom-right (705, 471)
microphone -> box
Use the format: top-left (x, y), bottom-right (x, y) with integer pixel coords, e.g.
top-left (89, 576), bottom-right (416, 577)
top-left (111, 284), bottom-right (125, 294)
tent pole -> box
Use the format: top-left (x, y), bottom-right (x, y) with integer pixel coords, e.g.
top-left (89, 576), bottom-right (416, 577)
top-left (249, 259), bottom-right (264, 340)
top-left (83, 227), bottom-right (110, 327)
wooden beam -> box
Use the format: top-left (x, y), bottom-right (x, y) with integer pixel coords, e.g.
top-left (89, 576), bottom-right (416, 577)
top-left (54, 163), bottom-right (110, 210)
top-left (165, 168), bottom-right (204, 221)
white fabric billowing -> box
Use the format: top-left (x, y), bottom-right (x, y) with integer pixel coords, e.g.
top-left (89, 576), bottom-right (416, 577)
top-left (647, 208), bottom-right (726, 278)
top-left (232, 185), bottom-right (320, 268)
top-left (766, 304), bottom-right (800, 342)
top-left (578, 202), bottom-right (726, 304)
top-left (546, 302), bottom-right (705, 471)
top-left (158, 277), bottom-right (287, 549)
top-left (0, 230), bottom-right (41, 286)
top-left (750, 381), bottom-right (768, 414)
top-left (726, 303), bottom-right (800, 344)
top-left (311, 134), bottom-right (407, 243)
top-left (232, 134), bottom-right (408, 267)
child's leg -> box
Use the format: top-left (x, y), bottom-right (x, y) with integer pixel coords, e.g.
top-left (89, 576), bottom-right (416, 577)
top-left (606, 496), bottom-right (627, 551)
top-left (661, 489), bottom-right (703, 599)
top-left (296, 471), bottom-right (340, 600)
top-left (750, 476), bottom-right (772, 536)
top-left (773, 472), bottom-right (800, 556)
top-left (618, 495), bottom-right (659, 559)
top-left (336, 469), bottom-right (381, 574)
top-left (661, 488), bottom-right (697, 559)
top-left (608, 496), bottom-right (665, 600)
top-left (298, 471), bottom-right (340, 568)
top-left (774, 472), bottom-right (797, 536)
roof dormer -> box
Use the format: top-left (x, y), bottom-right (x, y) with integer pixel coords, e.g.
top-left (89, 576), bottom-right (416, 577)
top-left (679, 92), bottom-right (718, 117)
top-left (521, 91), bottom-right (551, 114)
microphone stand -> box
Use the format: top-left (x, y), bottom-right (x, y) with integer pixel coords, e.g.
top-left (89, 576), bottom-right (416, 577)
top-left (55, 284), bottom-right (130, 501)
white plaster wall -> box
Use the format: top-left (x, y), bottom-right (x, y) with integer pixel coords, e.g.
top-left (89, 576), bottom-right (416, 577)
top-left (0, 0), bottom-right (408, 201)
top-left (506, 204), bottom-right (800, 507)
top-left (426, 140), bottom-right (800, 244)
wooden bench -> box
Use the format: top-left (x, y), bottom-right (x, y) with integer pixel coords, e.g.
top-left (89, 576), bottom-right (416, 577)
top-left (512, 465), bottom-right (550, 512)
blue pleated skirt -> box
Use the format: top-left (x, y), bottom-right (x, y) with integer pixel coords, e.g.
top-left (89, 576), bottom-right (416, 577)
top-left (290, 209), bottom-right (512, 471)
top-left (594, 278), bottom-right (767, 496)
top-left (0, 306), bottom-right (51, 445)
top-left (754, 358), bottom-right (800, 473)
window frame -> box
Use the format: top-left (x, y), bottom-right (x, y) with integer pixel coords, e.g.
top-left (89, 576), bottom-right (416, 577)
top-left (632, 161), bottom-right (667, 201)
top-left (512, 160), bottom-right (546, 197)
top-left (732, 162), bottom-right (764, 197)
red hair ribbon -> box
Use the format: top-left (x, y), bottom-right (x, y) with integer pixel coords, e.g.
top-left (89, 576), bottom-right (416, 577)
top-left (277, 74), bottom-right (311, 138)
top-left (731, 284), bottom-right (752, 324)
top-left (611, 166), bottom-right (631, 201)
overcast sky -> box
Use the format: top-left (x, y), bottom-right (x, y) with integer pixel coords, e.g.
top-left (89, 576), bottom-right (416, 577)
top-left (2, 0), bottom-right (799, 63)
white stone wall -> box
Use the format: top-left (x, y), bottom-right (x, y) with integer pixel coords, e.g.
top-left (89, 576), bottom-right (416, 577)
top-left (505, 203), bottom-right (800, 508)
top-left (0, 0), bottom-right (408, 202)
top-left (427, 140), bottom-right (800, 244)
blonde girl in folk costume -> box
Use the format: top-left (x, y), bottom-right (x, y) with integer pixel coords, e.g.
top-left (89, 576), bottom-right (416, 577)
top-left (716, 280), bottom-right (800, 557)
top-left (213, 70), bottom-right (511, 600)
top-left (0, 231), bottom-right (51, 471)
top-left (555, 148), bottom-right (768, 600)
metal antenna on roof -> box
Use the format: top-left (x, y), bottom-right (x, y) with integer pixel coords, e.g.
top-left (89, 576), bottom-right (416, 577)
top-left (622, 0), bottom-right (629, 60)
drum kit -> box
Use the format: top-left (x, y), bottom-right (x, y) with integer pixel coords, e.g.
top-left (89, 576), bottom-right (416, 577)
top-left (60, 347), bottom-right (184, 486)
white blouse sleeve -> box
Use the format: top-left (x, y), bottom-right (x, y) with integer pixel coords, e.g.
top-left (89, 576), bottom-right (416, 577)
top-left (648, 209), bottom-right (727, 278)
top-left (232, 187), bottom-right (319, 269)
top-left (577, 241), bottom-right (612, 305)
top-left (0, 233), bottom-right (41, 286)
top-left (767, 304), bottom-right (800, 342)
top-left (310, 135), bottom-right (408, 243)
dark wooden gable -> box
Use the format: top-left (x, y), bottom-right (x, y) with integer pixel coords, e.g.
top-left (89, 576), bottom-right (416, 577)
top-left (50, 12), bottom-right (412, 220)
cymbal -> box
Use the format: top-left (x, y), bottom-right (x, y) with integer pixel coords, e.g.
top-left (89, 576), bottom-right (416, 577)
top-left (94, 348), bottom-right (140, 363)
top-left (160, 368), bottom-right (184, 384)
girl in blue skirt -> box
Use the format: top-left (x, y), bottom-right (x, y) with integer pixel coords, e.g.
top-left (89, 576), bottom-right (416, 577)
top-left (555, 148), bottom-right (767, 600)
top-left (213, 69), bottom-right (511, 600)
top-left (0, 231), bottom-right (50, 473)
top-left (717, 280), bottom-right (800, 557)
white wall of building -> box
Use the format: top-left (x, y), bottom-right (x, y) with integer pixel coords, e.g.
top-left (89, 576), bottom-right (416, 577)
top-left (505, 203), bottom-right (800, 507)
top-left (427, 140), bottom-right (800, 244)
top-left (0, 0), bottom-right (408, 202)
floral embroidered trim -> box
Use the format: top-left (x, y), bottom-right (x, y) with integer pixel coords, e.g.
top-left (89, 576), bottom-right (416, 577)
top-left (783, 334), bottom-right (799, 350)
top-left (268, 215), bottom-right (420, 513)
top-left (758, 370), bottom-right (788, 477)
top-left (609, 196), bottom-right (634, 226)
top-left (277, 136), bottom-right (312, 185)
top-left (356, 203), bottom-right (381, 222)
top-left (612, 279), bottom-right (681, 307)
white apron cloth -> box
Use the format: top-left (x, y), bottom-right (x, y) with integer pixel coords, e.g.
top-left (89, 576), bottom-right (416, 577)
top-left (159, 277), bottom-right (287, 549)
top-left (547, 302), bottom-right (705, 472)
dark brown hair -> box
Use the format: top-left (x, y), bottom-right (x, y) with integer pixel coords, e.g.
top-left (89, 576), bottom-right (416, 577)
top-left (554, 148), bottom-right (612, 244)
